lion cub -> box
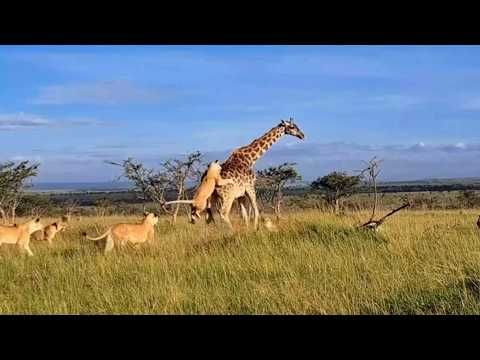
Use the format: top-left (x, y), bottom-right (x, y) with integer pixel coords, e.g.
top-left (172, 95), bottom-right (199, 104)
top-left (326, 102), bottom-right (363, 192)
top-left (83, 212), bottom-right (159, 254)
top-left (164, 160), bottom-right (234, 222)
top-left (0, 217), bottom-right (44, 256)
top-left (262, 217), bottom-right (278, 232)
top-left (32, 221), bottom-right (67, 246)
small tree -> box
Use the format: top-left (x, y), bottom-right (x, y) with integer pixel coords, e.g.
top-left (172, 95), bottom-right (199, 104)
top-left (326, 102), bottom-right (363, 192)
top-left (0, 160), bottom-right (40, 223)
top-left (107, 158), bottom-right (171, 214)
top-left (94, 198), bottom-right (114, 217)
top-left (257, 162), bottom-right (302, 217)
top-left (63, 199), bottom-right (80, 217)
top-left (456, 190), bottom-right (480, 209)
top-left (311, 171), bottom-right (360, 214)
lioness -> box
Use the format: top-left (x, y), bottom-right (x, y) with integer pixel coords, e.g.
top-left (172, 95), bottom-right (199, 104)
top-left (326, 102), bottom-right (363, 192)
top-left (83, 212), bottom-right (159, 254)
top-left (164, 160), bottom-right (234, 222)
top-left (0, 217), bottom-right (44, 256)
top-left (32, 221), bottom-right (67, 246)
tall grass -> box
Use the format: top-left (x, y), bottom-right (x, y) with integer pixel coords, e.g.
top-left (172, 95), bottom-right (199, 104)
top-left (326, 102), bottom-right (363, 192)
top-left (0, 209), bottom-right (479, 314)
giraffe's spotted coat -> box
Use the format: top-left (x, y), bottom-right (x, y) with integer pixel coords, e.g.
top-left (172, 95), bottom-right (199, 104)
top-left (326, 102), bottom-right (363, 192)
top-left (207, 119), bottom-right (305, 229)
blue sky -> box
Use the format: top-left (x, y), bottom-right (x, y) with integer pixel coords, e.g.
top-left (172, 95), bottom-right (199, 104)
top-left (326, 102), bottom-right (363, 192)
top-left (1, 45), bottom-right (479, 182)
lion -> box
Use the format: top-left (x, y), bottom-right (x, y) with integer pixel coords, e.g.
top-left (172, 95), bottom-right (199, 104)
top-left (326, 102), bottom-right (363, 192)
top-left (164, 160), bottom-right (234, 223)
top-left (32, 221), bottom-right (67, 246)
top-left (0, 217), bottom-right (44, 256)
top-left (262, 216), bottom-right (278, 232)
top-left (31, 215), bottom-right (71, 246)
top-left (83, 212), bottom-right (159, 254)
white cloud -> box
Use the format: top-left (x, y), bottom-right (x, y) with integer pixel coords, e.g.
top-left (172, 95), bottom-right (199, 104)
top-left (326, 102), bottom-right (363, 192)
top-left (32, 80), bottom-right (171, 105)
top-left (9, 155), bottom-right (43, 162)
top-left (0, 112), bottom-right (104, 131)
top-left (366, 94), bottom-right (426, 109)
top-left (291, 93), bottom-right (427, 113)
top-left (460, 97), bottom-right (480, 110)
top-left (270, 53), bottom-right (392, 78)
top-left (251, 140), bottom-right (480, 181)
top-left (0, 113), bottom-right (50, 130)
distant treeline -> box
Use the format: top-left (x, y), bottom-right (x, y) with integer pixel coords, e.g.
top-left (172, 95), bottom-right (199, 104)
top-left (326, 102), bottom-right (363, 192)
top-left (283, 183), bottom-right (480, 197)
top-left (39, 183), bottom-right (480, 208)
top-left (357, 184), bottom-right (480, 193)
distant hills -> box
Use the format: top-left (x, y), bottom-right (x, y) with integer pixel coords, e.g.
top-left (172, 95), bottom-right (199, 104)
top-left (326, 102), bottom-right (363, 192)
top-left (378, 177), bottom-right (480, 186)
top-left (29, 177), bottom-right (480, 193)
top-left (29, 182), bottom-right (133, 193)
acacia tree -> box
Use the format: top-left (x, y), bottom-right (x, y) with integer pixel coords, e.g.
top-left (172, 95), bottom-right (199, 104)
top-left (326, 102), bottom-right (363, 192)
top-left (0, 160), bottom-right (40, 223)
top-left (107, 158), bottom-right (171, 214)
top-left (256, 162), bottom-right (302, 217)
top-left (311, 171), bottom-right (360, 214)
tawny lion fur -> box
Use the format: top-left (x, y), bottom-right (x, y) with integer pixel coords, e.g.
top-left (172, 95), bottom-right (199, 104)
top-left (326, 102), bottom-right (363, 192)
top-left (83, 212), bottom-right (159, 254)
top-left (32, 221), bottom-right (68, 246)
top-left (262, 217), bottom-right (278, 232)
top-left (0, 218), bottom-right (44, 256)
top-left (164, 160), bottom-right (234, 221)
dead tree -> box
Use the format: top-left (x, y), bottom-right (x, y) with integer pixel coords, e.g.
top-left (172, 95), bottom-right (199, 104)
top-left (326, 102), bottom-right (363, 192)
top-left (359, 156), bottom-right (383, 223)
top-left (162, 151), bottom-right (203, 223)
top-left (360, 202), bottom-right (411, 232)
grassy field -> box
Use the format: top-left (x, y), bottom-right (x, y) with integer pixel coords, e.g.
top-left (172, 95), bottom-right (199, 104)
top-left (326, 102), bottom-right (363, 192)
top-left (1, 209), bottom-right (480, 314)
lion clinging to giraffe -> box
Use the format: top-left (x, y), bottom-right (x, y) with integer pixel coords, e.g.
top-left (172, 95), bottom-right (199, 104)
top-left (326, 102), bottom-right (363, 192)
top-left (208, 117), bottom-right (305, 229)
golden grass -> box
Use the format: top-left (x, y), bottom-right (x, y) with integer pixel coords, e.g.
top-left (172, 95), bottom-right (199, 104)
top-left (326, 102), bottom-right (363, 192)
top-left (1, 209), bottom-right (480, 314)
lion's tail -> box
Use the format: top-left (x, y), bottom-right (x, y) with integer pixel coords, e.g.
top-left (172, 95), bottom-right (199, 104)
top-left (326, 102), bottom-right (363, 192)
top-left (83, 229), bottom-right (110, 241)
top-left (164, 200), bottom-right (194, 205)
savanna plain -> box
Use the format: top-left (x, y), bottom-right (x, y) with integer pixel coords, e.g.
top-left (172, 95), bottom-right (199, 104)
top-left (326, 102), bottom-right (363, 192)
top-left (1, 208), bottom-right (480, 315)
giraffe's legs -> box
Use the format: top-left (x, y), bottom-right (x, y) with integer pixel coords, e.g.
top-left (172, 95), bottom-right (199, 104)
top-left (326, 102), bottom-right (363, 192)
top-left (205, 207), bottom-right (215, 224)
top-left (238, 196), bottom-right (250, 228)
top-left (205, 195), bottom-right (217, 224)
top-left (219, 195), bottom-right (235, 230)
top-left (244, 186), bottom-right (259, 230)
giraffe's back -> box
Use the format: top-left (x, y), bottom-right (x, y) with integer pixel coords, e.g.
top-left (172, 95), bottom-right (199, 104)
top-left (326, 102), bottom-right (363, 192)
top-left (220, 157), bottom-right (255, 183)
top-left (207, 157), bottom-right (255, 200)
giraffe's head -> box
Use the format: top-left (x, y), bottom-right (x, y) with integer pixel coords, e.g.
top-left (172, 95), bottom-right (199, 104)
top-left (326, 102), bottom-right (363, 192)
top-left (280, 118), bottom-right (305, 140)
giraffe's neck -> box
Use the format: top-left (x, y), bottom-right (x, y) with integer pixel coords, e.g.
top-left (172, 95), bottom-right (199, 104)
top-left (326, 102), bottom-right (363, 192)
top-left (232, 125), bottom-right (286, 167)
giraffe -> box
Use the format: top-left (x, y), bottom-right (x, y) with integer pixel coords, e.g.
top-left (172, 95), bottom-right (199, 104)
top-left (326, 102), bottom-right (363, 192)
top-left (210, 118), bottom-right (305, 230)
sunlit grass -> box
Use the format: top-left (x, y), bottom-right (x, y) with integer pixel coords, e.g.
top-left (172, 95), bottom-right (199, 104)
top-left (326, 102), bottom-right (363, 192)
top-left (1, 209), bottom-right (479, 314)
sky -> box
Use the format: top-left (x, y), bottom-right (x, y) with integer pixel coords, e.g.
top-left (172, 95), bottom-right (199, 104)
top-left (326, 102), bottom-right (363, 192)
top-left (0, 45), bottom-right (479, 183)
